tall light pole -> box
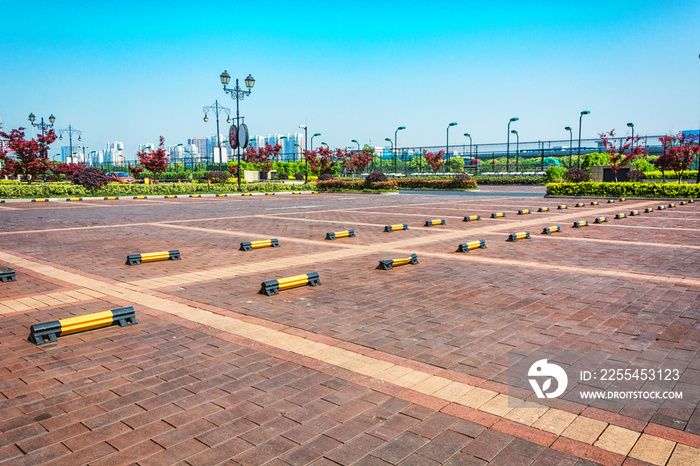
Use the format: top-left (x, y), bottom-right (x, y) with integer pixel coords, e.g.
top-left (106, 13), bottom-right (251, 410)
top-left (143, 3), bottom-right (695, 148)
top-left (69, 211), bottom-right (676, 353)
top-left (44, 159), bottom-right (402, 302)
top-left (58, 125), bottom-right (82, 163)
top-left (220, 70), bottom-right (255, 186)
top-left (394, 126), bottom-right (405, 175)
top-left (277, 135), bottom-right (287, 162)
top-left (446, 122), bottom-right (457, 173)
top-left (511, 130), bottom-right (519, 172)
top-left (298, 124), bottom-right (309, 183)
top-left (464, 133), bottom-right (472, 160)
top-left (351, 139), bottom-right (360, 150)
top-left (565, 126), bottom-right (573, 168)
top-left (627, 122), bottom-right (635, 150)
top-left (203, 100), bottom-right (232, 171)
top-left (384, 138), bottom-right (393, 172)
top-left (506, 117), bottom-right (518, 173)
top-left (311, 132), bottom-right (321, 151)
top-left (577, 110), bottom-right (590, 168)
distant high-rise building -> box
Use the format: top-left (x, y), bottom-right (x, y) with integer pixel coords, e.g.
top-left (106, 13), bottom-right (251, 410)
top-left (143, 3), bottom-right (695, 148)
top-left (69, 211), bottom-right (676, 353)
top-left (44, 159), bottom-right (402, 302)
top-left (249, 133), bottom-right (304, 161)
top-left (104, 142), bottom-right (124, 165)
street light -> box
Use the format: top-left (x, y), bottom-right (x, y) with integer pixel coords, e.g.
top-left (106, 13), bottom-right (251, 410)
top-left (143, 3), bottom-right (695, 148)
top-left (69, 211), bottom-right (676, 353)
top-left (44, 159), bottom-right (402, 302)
top-left (506, 117), bottom-right (518, 173)
top-left (321, 142), bottom-right (329, 148)
top-left (221, 70), bottom-right (255, 186)
top-left (511, 130), bottom-right (519, 172)
top-left (28, 113), bottom-right (56, 139)
top-left (627, 122), bottom-right (635, 149)
top-left (310, 132), bottom-right (321, 151)
top-left (394, 126), bottom-right (405, 175)
top-left (351, 139), bottom-right (360, 150)
top-left (276, 135), bottom-right (287, 162)
top-left (464, 133), bottom-right (472, 160)
top-left (298, 124), bottom-right (309, 183)
top-left (385, 138), bottom-right (393, 172)
top-left (577, 110), bottom-right (590, 168)
top-left (203, 100), bottom-right (232, 171)
top-left (446, 122), bottom-right (457, 173)
top-left (565, 126), bottom-right (573, 168)
top-left (57, 125), bottom-right (82, 163)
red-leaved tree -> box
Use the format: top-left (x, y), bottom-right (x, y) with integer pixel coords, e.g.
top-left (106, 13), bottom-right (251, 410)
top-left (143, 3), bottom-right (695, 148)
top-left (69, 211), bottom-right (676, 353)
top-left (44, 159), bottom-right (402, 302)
top-left (423, 149), bottom-right (446, 174)
top-left (342, 147), bottom-right (374, 180)
top-left (0, 127), bottom-right (57, 183)
top-left (128, 165), bottom-right (145, 178)
top-left (657, 133), bottom-right (699, 183)
top-left (599, 130), bottom-right (646, 182)
top-left (51, 162), bottom-right (85, 177)
top-left (244, 143), bottom-right (281, 174)
top-left (137, 136), bottom-right (169, 177)
top-left (305, 147), bottom-right (341, 176)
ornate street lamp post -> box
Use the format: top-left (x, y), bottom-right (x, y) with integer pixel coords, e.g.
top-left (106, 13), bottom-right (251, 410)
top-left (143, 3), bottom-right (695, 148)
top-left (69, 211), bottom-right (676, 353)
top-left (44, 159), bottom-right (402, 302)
top-left (220, 70), bottom-right (255, 186)
top-left (58, 125), bottom-right (82, 163)
top-left (203, 100), bottom-right (232, 171)
top-left (28, 113), bottom-right (55, 138)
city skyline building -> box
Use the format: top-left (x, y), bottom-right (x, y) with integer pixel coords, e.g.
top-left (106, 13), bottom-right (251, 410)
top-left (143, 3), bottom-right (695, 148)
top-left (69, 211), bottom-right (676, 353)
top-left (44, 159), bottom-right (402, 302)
top-left (249, 132), bottom-right (304, 161)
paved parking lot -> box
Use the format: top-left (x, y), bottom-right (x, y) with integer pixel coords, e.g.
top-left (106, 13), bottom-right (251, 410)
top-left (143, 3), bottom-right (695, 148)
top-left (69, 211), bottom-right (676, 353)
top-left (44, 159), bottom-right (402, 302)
top-left (0, 188), bottom-right (698, 465)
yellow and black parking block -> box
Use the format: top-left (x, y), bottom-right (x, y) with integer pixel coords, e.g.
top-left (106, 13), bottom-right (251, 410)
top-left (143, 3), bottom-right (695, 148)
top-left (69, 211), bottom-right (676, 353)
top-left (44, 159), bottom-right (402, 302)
top-left (542, 226), bottom-right (561, 235)
top-left (311, 191), bottom-right (319, 194)
top-left (265, 193), bottom-right (275, 196)
top-left (126, 250), bottom-right (181, 265)
top-left (216, 194), bottom-right (227, 197)
top-left (658, 205), bottom-right (666, 210)
top-left (573, 220), bottom-right (589, 228)
top-left (590, 201), bottom-right (599, 206)
top-left (630, 210), bottom-right (640, 216)
top-left (28, 306), bottom-right (137, 345)
top-left (615, 213), bottom-right (627, 219)
top-left (619, 198), bottom-right (626, 202)
top-left (292, 192), bottom-right (302, 195)
top-left (645, 208), bottom-right (654, 213)
top-left (456, 240), bottom-right (486, 253)
top-left (103, 197), bottom-right (120, 200)
top-left (424, 219), bottom-right (446, 226)
top-left (608, 199), bottom-right (615, 203)
top-left (0, 266), bottom-right (16, 282)
top-left (463, 215), bottom-right (481, 222)
top-left (31, 199), bottom-right (49, 202)
top-left (507, 231), bottom-right (531, 242)
top-left (558, 205), bottom-right (568, 210)
top-left (384, 224), bottom-right (408, 232)
top-left (668, 203), bottom-right (675, 208)
top-left (680, 201), bottom-right (687, 205)
top-left (594, 216), bottom-right (608, 223)
top-left (242, 193), bottom-right (253, 196)
top-left (491, 212), bottom-right (506, 218)
top-left (325, 230), bottom-right (356, 240)
top-left (163, 195), bottom-right (178, 199)
top-left (575, 203), bottom-right (585, 207)
top-left (518, 209), bottom-right (531, 215)
top-left (377, 253), bottom-right (419, 270)
top-left (133, 196), bottom-right (148, 200)
top-left (189, 194), bottom-right (201, 198)
top-left (538, 207), bottom-right (550, 212)
top-left (689, 199), bottom-right (695, 203)
top-left (65, 198), bottom-right (83, 202)
top-left (240, 239), bottom-right (280, 251)
top-left (259, 272), bottom-right (320, 295)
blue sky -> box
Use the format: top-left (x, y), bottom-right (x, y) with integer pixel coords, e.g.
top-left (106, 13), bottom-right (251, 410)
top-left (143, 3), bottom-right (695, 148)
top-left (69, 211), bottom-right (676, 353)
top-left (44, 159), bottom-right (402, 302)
top-left (2, 0), bottom-right (698, 157)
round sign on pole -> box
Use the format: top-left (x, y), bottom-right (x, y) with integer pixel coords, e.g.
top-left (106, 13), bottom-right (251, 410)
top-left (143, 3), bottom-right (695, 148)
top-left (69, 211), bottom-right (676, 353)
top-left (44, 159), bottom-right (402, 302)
top-left (239, 123), bottom-right (249, 149)
top-left (229, 124), bottom-right (238, 150)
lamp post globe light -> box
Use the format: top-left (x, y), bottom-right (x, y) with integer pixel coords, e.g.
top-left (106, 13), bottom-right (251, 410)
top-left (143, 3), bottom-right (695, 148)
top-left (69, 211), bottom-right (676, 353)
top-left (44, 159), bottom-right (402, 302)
top-left (220, 70), bottom-right (255, 186)
top-left (565, 126), bottom-right (573, 168)
top-left (446, 122), bottom-right (457, 173)
top-left (394, 126), bottom-right (405, 175)
top-left (577, 110), bottom-right (590, 168)
top-left (58, 125), bottom-right (83, 163)
top-left (511, 130), bottom-right (519, 172)
top-left (506, 117), bottom-right (518, 174)
top-left (203, 100), bottom-right (232, 171)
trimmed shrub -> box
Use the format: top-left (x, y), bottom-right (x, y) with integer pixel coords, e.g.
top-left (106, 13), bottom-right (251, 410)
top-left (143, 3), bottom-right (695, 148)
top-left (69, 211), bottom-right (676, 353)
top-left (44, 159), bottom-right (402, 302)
top-left (318, 173), bottom-right (334, 181)
top-left (72, 167), bottom-right (109, 190)
top-left (365, 171), bottom-right (388, 183)
top-left (201, 171), bottom-right (229, 183)
top-left (474, 176), bottom-right (546, 185)
top-left (644, 170), bottom-right (698, 179)
top-left (625, 170), bottom-right (646, 182)
top-left (634, 158), bottom-right (655, 172)
top-left (294, 172), bottom-right (304, 180)
top-left (564, 168), bottom-right (590, 183)
top-left (546, 181), bottom-right (700, 198)
top-left (544, 166), bottom-right (567, 182)
top-left (45, 175), bottom-right (59, 182)
top-left (278, 172), bottom-right (289, 180)
top-left (452, 172), bottom-right (472, 181)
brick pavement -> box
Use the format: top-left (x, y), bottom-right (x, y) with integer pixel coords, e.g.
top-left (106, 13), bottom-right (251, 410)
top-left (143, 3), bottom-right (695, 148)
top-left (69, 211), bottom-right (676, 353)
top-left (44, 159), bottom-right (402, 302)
top-left (0, 189), bottom-right (699, 465)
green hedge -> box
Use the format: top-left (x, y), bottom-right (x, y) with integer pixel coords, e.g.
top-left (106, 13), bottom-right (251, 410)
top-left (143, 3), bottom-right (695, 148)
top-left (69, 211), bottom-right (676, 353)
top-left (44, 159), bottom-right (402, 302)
top-left (546, 182), bottom-right (700, 198)
top-left (643, 170), bottom-right (698, 180)
top-left (317, 178), bottom-right (477, 191)
top-left (0, 181), bottom-right (317, 199)
top-left (474, 176), bottom-right (546, 185)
